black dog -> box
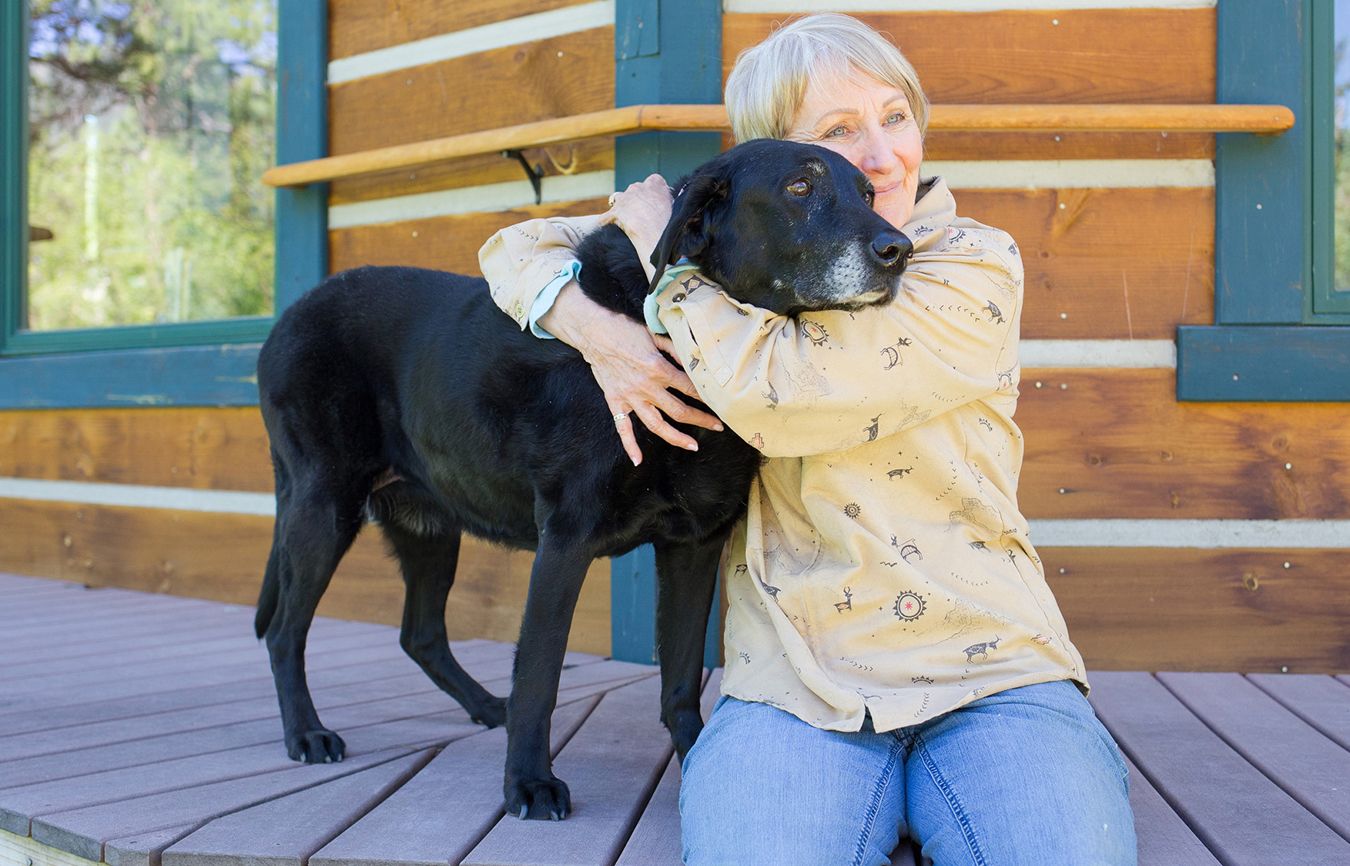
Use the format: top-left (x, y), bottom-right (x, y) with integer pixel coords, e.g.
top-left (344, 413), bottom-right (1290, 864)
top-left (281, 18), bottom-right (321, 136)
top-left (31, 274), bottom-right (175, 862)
top-left (254, 139), bottom-right (912, 820)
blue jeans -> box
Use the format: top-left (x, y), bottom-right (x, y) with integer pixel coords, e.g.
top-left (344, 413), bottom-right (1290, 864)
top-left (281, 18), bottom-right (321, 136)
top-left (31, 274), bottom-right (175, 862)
top-left (678, 680), bottom-right (1136, 866)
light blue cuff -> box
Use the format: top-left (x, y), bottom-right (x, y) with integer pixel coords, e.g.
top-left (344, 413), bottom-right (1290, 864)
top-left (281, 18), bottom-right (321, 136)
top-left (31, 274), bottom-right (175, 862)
top-left (643, 261), bottom-right (700, 335)
top-left (527, 259), bottom-right (582, 339)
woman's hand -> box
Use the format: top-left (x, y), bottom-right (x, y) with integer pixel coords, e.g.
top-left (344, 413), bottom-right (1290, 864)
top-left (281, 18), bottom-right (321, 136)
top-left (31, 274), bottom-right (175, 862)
top-left (602, 174), bottom-right (675, 282)
top-left (537, 280), bottom-right (723, 466)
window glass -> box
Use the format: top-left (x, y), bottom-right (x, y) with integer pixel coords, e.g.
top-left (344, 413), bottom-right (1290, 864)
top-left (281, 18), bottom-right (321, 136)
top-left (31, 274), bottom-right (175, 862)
top-left (25, 0), bottom-right (276, 331)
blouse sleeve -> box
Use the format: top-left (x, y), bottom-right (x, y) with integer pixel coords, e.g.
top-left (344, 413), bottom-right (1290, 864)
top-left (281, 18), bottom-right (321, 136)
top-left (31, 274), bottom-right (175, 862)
top-left (653, 223), bottom-right (1024, 458)
top-left (477, 213), bottom-right (605, 335)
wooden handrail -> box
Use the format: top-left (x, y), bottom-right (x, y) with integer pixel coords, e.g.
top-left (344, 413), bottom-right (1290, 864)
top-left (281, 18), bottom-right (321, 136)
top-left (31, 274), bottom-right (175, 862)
top-left (262, 103), bottom-right (1295, 189)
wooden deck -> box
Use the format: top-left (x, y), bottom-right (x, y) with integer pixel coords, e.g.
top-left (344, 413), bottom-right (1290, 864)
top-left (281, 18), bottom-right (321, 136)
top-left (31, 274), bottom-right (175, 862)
top-left (2, 572), bottom-right (1348, 866)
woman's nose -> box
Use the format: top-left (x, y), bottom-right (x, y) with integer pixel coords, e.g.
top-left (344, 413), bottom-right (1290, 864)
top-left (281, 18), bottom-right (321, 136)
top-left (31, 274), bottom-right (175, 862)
top-left (857, 124), bottom-right (900, 174)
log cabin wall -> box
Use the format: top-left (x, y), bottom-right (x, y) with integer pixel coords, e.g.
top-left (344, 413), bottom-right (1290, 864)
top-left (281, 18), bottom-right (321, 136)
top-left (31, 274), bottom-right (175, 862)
top-left (2, 0), bottom-right (1346, 672)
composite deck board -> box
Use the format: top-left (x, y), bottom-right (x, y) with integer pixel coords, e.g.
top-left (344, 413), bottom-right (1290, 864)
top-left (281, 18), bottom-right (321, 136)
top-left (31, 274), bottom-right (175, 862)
top-left (309, 697), bottom-right (606, 866)
top-left (1089, 671), bottom-right (1350, 864)
top-left (613, 669), bottom-right (720, 866)
top-left (1123, 756), bottom-right (1222, 865)
top-left (161, 750), bottom-right (435, 866)
top-left (462, 673), bottom-right (675, 866)
top-left (1155, 672), bottom-right (1350, 840)
top-left (3, 576), bottom-right (1348, 865)
top-left (1249, 672), bottom-right (1350, 751)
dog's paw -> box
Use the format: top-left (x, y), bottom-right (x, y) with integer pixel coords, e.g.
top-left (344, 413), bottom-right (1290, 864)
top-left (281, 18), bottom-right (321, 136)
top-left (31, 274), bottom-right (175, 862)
top-left (504, 774), bottom-right (572, 821)
top-left (469, 695), bottom-right (508, 729)
top-left (286, 728), bottom-right (346, 764)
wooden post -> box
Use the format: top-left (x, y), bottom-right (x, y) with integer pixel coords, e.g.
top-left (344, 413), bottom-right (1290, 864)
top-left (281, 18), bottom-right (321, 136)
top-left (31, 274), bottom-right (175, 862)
top-left (610, 0), bottom-right (724, 667)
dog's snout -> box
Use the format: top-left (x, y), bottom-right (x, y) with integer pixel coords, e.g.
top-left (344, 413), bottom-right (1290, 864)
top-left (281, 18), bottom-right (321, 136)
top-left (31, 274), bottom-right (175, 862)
top-left (870, 231), bottom-right (913, 267)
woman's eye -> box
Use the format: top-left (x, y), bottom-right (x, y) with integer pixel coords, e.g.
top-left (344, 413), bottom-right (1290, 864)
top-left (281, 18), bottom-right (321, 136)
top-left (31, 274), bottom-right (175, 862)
top-left (787, 179), bottom-right (812, 196)
top-left (824, 126), bottom-right (848, 138)
top-left (886, 111), bottom-right (907, 125)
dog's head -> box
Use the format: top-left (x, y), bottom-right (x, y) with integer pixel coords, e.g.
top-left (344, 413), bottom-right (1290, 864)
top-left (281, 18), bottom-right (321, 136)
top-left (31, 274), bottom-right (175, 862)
top-left (650, 139), bottom-right (913, 315)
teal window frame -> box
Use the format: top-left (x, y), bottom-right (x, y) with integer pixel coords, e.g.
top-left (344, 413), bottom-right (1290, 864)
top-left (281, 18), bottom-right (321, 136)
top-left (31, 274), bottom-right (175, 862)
top-left (1177, 0), bottom-right (1350, 400)
top-left (0, 0), bottom-right (327, 408)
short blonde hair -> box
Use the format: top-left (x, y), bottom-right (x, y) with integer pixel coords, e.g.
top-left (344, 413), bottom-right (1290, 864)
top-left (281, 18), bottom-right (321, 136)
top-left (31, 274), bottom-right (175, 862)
top-left (724, 13), bottom-right (929, 144)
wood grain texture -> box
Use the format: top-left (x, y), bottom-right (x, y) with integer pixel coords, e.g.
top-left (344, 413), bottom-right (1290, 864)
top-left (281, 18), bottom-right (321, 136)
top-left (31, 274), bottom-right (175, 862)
top-left (1018, 369), bottom-right (1350, 520)
top-left (328, 186), bottom-right (1213, 339)
top-left (969, 187), bottom-right (1214, 340)
top-left (9, 367), bottom-right (1350, 524)
top-left (723, 9), bottom-right (1215, 104)
top-left (1046, 547), bottom-right (1350, 672)
top-left (329, 139), bottom-right (614, 206)
top-left (330, 0), bottom-right (594, 60)
top-left (0, 407), bottom-right (272, 491)
top-left (329, 197), bottom-right (610, 275)
top-left (0, 499), bottom-right (612, 655)
top-left (926, 131), bottom-right (1211, 162)
top-left (329, 27), bottom-right (613, 157)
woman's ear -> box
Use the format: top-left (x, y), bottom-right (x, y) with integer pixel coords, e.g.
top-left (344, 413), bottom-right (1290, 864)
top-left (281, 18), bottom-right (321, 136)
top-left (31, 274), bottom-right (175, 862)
top-left (646, 172), bottom-right (728, 294)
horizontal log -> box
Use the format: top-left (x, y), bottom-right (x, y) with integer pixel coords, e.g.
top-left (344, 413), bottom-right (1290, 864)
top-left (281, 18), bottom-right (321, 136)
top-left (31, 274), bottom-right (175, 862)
top-left (328, 27), bottom-right (614, 160)
top-left (330, 0), bottom-right (592, 60)
top-left (0, 499), bottom-right (612, 655)
top-left (328, 197), bottom-right (610, 276)
top-left (725, 9), bottom-right (1217, 104)
top-left (1044, 547), bottom-right (1350, 672)
top-left (1018, 369), bottom-right (1350, 520)
top-left (7, 367), bottom-right (1350, 523)
top-left (327, 186), bottom-right (1215, 340)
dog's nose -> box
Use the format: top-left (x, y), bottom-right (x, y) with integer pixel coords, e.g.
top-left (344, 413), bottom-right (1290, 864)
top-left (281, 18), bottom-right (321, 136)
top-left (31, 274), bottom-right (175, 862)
top-left (870, 231), bottom-right (913, 267)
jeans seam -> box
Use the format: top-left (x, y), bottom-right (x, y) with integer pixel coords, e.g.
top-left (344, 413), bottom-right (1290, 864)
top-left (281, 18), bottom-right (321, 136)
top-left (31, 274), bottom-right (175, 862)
top-left (914, 732), bottom-right (988, 866)
top-left (851, 734), bottom-right (906, 866)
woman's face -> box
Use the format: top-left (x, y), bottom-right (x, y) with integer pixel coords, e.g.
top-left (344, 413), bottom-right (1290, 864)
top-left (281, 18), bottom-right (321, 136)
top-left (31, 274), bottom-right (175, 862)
top-left (785, 70), bottom-right (924, 228)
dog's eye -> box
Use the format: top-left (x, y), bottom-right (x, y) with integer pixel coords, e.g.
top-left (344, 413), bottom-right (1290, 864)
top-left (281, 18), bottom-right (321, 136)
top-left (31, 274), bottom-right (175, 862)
top-left (786, 179), bottom-right (812, 197)
top-left (864, 188), bottom-right (876, 206)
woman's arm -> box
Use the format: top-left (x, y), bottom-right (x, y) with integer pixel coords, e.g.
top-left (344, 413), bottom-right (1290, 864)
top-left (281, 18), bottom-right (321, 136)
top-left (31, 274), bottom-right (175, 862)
top-left (651, 225), bottom-right (1024, 457)
top-left (477, 203), bottom-right (722, 465)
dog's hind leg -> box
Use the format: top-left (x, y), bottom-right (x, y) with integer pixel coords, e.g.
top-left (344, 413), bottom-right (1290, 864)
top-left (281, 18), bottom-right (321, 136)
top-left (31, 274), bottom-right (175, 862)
top-left (655, 534), bottom-right (721, 761)
top-left (381, 521), bottom-right (508, 728)
top-left (264, 487), bottom-right (365, 764)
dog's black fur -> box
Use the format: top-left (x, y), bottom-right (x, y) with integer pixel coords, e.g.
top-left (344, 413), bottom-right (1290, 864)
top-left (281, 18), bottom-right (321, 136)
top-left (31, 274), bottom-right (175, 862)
top-left (254, 139), bottom-right (912, 820)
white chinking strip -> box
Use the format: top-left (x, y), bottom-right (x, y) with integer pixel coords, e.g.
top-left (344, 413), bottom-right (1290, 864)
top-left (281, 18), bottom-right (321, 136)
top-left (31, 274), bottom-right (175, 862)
top-left (924, 160), bottom-right (1213, 189)
top-left (328, 0), bottom-right (615, 84)
top-left (0, 478), bottom-right (275, 516)
top-left (2, 480), bottom-right (1343, 549)
top-left (1028, 520), bottom-right (1350, 549)
top-left (1020, 340), bottom-right (1176, 369)
top-left (724, 1), bottom-right (1213, 11)
top-left (328, 170), bottom-right (615, 229)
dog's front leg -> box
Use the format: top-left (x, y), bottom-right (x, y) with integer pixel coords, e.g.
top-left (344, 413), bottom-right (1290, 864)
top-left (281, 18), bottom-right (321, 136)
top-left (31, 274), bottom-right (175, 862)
top-left (655, 535), bottom-right (722, 761)
top-left (503, 533), bottom-right (593, 820)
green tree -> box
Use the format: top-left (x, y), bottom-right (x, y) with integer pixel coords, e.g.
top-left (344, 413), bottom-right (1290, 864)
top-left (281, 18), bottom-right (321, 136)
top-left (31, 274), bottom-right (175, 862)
top-left (26, 0), bottom-right (276, 331)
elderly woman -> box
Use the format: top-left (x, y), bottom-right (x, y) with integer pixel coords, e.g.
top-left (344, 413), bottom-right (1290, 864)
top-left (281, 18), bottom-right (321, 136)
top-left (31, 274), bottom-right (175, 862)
top-left (478, 13), bottom-right (1136, 866)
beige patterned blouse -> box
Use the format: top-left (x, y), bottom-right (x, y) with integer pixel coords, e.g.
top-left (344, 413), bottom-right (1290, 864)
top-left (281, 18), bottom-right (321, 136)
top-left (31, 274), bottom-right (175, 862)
top-left (479, 177), bottom-right (1087, 733)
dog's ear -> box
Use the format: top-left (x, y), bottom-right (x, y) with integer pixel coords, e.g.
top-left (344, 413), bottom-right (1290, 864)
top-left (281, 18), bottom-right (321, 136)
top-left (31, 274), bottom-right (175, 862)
top-left (646, 172), bottom-right (728, 294)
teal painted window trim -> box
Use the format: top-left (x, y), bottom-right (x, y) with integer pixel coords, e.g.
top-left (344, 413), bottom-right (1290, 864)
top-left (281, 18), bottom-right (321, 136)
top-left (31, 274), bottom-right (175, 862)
top-left (0, 0), bottom-right (327, 408)
top-left (1178, 0), bottom-right (1350, 400)
top-left (610, 0), bottom-right (723, 668)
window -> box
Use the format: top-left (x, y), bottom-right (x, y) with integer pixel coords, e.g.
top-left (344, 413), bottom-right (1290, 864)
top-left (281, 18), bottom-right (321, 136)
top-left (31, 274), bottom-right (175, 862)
top-left (1322, 0), bottom-right (1350, 315)
top-left (0, 0), bottom-right (325, 406)
top-left (1176, 0), bottom-right (1350, 401)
